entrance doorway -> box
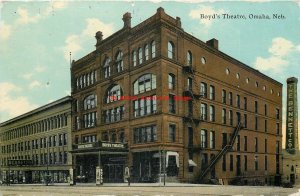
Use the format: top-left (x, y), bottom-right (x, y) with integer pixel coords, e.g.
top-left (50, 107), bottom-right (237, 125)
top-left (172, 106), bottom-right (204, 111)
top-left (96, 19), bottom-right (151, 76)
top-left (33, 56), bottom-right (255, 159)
top-left (290, 174), bottom-right (295, 184)
top-left (103, 164), bottom-right (124, 182)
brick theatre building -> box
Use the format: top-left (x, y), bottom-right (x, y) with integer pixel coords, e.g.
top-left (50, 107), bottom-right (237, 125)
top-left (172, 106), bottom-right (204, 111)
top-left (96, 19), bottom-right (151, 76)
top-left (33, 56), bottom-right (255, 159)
top-left (70, 7), bottom-right (282, 185)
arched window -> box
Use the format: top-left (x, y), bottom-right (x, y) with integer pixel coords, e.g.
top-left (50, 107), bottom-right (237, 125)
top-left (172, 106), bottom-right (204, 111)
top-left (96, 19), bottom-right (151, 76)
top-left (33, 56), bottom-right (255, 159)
top-left (115, 51), bottom-right (123, 73)
top-left (132, 50), bottom-right (137, 67)
top-left (103, 57), bottom-right (111, 78)
top-left (187, 50), bottom-right (192, 66)
top-left (144, 44), bottom-right (149, 61)
top-left (168, 73), bottom-right (175, 90)
top-left (133, 74), bottom-right (157, 95)
top-left (151, 40), bottom-right (156, 58)
top-left (105, 84), bottom-right (123, 103)
top-left (83, 94), bottom-right (97, 110)
top-left (168, 41), bottom-right (175, 59)
top-left (138, 47), bottom-right (143, 64)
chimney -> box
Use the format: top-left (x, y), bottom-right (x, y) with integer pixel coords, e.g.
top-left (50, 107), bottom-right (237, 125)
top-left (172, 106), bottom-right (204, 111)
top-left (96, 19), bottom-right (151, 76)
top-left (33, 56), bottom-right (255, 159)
top-left (206, 38), bottom-right (219, 50)
top-left (95, 31), bottom-right (103, 46)
top-left (176, 17), bottom-right (181, 28)
top-left (156, 7), bottom-right (165, 17)
top-left (122, 12), bottom-right (132, 28)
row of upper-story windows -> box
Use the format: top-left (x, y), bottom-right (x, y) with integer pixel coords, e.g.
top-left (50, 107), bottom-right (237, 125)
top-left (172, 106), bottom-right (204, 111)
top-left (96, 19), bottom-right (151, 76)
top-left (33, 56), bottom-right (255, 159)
top-left (0, 113), bottom-right (69, 142)
top-left (75, 70), bottom-right (97, 90)
top-left (103, 51), bottom-right (124, 78)
top-left (74, 94), bottom-right (97, 112)
top-left (132, 40), bottom-right (156, 67)
top-left (100, 41), bottom-right (156, 80)
top-left (224, 68), bottom-right (281, 97)
top-left (167, 40), bottom-right (280, 97)
top-left (0, 133), bottom-right (67, 154)
top-left (75, 129), bottom-right (125, 144)
top-left (75, 111), bottom-right (97, 130)
top-left (133, 125), bottom-right (157, 144)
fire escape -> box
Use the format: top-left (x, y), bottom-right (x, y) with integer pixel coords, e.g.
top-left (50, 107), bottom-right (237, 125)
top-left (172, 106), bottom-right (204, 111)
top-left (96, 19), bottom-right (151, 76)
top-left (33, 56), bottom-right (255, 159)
top-left (197, 121), bottom-right (243, 182)
top-left (182, 61), bottom-right (203, 153)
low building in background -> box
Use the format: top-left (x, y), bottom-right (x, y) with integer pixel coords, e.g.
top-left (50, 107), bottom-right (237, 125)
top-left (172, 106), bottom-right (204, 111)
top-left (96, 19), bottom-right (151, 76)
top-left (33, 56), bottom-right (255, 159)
top-left (0, 96), bottom-right (72, 184)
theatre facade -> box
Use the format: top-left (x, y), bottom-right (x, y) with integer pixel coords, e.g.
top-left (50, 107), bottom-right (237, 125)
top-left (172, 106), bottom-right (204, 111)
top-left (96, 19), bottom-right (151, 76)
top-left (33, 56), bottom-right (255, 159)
top-left (71, 7), bottom-right (283, 184)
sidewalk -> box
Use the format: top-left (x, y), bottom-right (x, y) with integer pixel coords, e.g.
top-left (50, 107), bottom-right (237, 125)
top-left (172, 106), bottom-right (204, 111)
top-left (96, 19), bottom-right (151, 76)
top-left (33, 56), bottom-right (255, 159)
top-left (1, 182), bottom-right (219, 187)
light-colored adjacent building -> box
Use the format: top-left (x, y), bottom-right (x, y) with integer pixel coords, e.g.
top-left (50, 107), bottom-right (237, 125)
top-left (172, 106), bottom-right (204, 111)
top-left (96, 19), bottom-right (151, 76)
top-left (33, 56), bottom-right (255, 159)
top-left (0, 96), bottom-right (72, 184)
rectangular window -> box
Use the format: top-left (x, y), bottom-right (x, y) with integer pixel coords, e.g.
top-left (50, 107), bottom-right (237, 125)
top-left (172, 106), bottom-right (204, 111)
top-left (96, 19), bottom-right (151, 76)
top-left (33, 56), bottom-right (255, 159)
top-left (201, 103), bottom-right (207, 120)
top-left (237, 135), bottom-right (240, 151)
top-left (229, 92), bottom-right (233, 105)
top-left (222, 108), bottom-right (226, 124)
top-left (59, 134), bottom-right (62, 146)
top-left (244, 136), bottom-right (247, 151)
top-left (133, 125), bottom-right (157, 143)
top-left (264, 119), bottom-right (267, 132)
top-left (222, 155), bottom-right (226, 171)
top-left (200, 82), bottom-right (207, 98)
top-left (210, 131), bottom-right (215, 149)
top-left (169, 124), bottom-right (176, 142)
top-left (169, 94), bottom-right (176, 114)
top-left (255, 137), bottom-right (258, 152)
top-left (276, 108), bottom-right (280, 120)
top-left (229, 110), bottom-right (233, 126)
top-left (265, 139), bottom-right (267, 153)
top-left (244, 97), bottom-right (247, 110)
top-left (255, 101), bottom-right (258, 113)
top-left (188, 127), bottom-right (193, 146)
top-left (187, 77), bottom-right (193, 91)
top-left (255, 156), bottom-right (258, 170)
top-left (188, 100), bottom-right (193, 116)
top-left (244, 114), bottom-right (247, 128)
top-left (209, 105), bottom-right (215, 122)
top-left (276, 123), bottom-right (280, 135)
top-left (200, 129), bottom-right (207, 148)
top-left (276, 141), bottom-right (280, 154)
top-left (244, 155), bottom-right (247, 171)
top-left (236, 95), bottom-right (240, 108)
top-left (63, 152), bottom-right (67, 164)
top-left (209, 85), bottom-right (215, 100)
top-left (230, 155), bottom-right (233, 171)
top-left (265, 156), bottom-right (268, 170)
top-left (255, 116), bottom-right (258, 130)
top-left (222, 90), bottom-right (226, 104)
top-left (264, 104), bottom-right (268, 116)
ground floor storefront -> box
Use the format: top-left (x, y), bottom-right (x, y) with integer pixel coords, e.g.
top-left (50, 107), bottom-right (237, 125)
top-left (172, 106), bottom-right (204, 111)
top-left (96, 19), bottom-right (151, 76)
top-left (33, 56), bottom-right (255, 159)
top-left (0, 169), bottom-right (69, 184)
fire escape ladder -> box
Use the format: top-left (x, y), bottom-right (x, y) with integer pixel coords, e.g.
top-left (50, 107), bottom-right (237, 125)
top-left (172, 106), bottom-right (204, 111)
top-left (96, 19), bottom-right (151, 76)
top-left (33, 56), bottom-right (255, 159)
top-left (198, 121), bottom-right (243, 182)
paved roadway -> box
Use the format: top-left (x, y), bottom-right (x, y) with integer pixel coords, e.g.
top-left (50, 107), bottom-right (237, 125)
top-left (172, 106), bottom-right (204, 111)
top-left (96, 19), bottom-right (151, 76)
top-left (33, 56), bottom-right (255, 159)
top-left (0, 183), bottom-right (299, 196)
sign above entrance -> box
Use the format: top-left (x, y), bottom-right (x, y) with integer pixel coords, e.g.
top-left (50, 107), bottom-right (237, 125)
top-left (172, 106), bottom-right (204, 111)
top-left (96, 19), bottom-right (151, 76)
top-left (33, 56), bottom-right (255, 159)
top-left (100, 142), bottom-right (125, 149)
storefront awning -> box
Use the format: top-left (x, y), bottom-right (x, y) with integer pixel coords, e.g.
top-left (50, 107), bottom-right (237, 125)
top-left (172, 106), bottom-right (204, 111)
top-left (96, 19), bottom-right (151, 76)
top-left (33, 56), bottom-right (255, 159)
top-left (166, 151), bottom-right (179, 168)
top-left (188, 159), bottom-right (197, 167)
top-left (152, 151), bottom-right (179, 167)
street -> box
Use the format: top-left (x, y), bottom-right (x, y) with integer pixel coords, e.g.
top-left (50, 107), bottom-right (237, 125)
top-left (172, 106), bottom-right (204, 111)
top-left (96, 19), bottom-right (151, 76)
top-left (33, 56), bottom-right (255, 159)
top-left (0, 183), bottom-right (299, 196)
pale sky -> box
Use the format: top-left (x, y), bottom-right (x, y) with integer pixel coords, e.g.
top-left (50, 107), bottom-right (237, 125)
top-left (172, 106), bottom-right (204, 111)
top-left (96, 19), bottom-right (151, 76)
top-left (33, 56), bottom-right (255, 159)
top-left (0, 0), bottom-right (299, 148)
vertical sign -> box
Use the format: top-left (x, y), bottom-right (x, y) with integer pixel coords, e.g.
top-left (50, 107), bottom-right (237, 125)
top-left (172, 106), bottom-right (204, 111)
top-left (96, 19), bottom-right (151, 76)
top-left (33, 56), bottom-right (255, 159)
top-left (286, 77), bottom-right (298, 154)
top-left (69, 168), bottom-right (74, 185)
top-left (96, 166), bottom-right (103, 185)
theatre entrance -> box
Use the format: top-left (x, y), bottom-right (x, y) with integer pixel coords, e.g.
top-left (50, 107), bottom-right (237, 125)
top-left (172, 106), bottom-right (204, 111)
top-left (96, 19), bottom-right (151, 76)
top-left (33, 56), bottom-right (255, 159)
top-left (103, 164), bottom-right (124, 182)
top-left (75, 153), bottom-right (126, 183)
